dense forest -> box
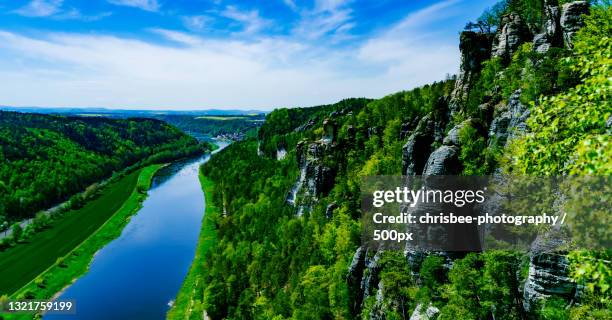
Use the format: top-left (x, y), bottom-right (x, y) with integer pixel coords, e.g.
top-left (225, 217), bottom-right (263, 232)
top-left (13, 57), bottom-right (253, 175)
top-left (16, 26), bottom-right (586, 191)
top-left (193, 1), bottom-right (610, 319)
top-left (153, 114), bottom-right (266, 140)
top-left (0, 111), bottom-right (206, 227)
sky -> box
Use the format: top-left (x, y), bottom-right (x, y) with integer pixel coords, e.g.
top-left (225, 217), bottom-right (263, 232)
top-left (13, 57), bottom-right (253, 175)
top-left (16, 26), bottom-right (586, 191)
top-left (0, 0), bottom-right (498, 110)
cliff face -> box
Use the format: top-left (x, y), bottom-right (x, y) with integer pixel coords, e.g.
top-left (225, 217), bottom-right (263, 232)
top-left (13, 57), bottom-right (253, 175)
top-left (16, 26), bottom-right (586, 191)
top-left (287, 119), bottom-right (339, 216)
top-left (248, 2), bottom-right (593, 319)
top-left (361, 3), bottom-right (590, 318)
top-left (450, 31), bottom-right (492, 115)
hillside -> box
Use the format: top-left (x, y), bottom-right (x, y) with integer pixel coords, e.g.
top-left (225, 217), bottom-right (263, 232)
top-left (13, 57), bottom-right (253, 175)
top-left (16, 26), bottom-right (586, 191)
top-left (193, 1), bottom-right (610, 319)
top-left (0, 111), bottom-right (205, 227)
top-left (153, 114), bottom-right (267, 141)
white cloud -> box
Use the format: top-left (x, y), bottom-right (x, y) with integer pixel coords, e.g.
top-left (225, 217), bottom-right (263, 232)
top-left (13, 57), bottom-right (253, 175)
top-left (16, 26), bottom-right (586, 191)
top-left (283, 0), bottom-right (297, 11)
top-left (13, 0), bottom-right (111, 21)
top-left (291, 0), bottom-right (354, 41)
top-left (181, 15), bottom-right (210, 31)
top-left (56, 9), bottom-right (112, 21)
top-left (314, 0), bottom-right (351, 12)
top-left (220, 6), bottom-right (271, 35)
top-left (107, 0), bottom-right (159, 12)
top-left (14, 0), bottom-right (63, 17)
top-left (150, 28), bottom-right (204, 46)
top-left (0, 0), bottom-right (477, 110)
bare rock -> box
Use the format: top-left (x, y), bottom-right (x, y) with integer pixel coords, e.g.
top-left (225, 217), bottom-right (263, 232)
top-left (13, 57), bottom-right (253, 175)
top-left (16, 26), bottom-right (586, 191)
top-left (487, 90), bottom-right (530, 147)
top-left (443, 118), bottom-right (486, 147)
top-left (534, 2), bottom-right (562, 53)
top-left (423, 146), bottom-right (462, 175)
top-left (560, 1), bottom-right (590, 48)
top-left (409, 303), bottom-right (440, 320)
top-left (492, 13), bottom-right (531, 63)
top-left (347, 246), bottom-right (366, 315)
top-left (450, 31), bottom-right (492, 114)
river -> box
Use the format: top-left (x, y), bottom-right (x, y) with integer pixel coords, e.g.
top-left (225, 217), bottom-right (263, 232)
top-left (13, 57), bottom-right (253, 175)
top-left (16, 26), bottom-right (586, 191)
top-left (45, 142), bottom-right (228, 320)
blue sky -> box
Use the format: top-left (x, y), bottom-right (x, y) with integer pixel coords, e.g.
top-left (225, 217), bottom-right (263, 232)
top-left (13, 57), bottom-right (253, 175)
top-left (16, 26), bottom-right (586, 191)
top-left (0, 0), bottom-right (498, 110)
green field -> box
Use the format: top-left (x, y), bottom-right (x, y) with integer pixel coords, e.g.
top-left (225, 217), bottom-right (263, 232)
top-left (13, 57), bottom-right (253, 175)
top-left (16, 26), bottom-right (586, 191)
top-left (0, 165), bottom-right (160, 297)
top-left (194, 116), bottom-right (247, 121)
top-left (167, 172), bottom-right (219, 320)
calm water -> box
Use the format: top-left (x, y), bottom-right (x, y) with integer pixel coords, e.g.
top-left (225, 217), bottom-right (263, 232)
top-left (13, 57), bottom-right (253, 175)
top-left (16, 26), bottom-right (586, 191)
top-left (46, 143), bottom-right (227, 320)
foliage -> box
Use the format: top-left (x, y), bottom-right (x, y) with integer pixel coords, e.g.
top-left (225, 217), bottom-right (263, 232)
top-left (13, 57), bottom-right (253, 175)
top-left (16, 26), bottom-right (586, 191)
top-left (0, 165), bottom-right (160, 298)
top-left (458, 124), bottom-right (489, 175)
top-left (507, 5), bottom-right (611, 175)
top-left (182, 3), bottom-right (612, 319)
top-left (154, 113), bottom-right (265, 139)
top-left (0, 111), bottom-right (205, 227)
top-left (1, 165), bottom-right (160, 302)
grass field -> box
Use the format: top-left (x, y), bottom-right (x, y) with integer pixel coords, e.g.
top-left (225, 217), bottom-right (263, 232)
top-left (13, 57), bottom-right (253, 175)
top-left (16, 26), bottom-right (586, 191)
top-left (194, 116), bottom-right (247, 121)
top-left (0, 165), bottom-right (161, 300)
top-left (167, 171), bottom-right (219, 320)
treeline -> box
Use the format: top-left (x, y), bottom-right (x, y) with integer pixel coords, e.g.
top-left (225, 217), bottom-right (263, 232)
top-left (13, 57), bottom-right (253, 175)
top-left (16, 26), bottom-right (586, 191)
top-left (0, 111), bottom-right (206, 227)
top-left (154, 114), bottom-right (265, 139)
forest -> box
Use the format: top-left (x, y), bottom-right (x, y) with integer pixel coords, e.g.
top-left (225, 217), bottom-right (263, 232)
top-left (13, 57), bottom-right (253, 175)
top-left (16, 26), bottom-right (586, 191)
top-left (191, 1), bottom-right (610, 319)
top-left (153, 114), bottom-right (266, 140)
top-left (0, 111), bottom-right (207, 228)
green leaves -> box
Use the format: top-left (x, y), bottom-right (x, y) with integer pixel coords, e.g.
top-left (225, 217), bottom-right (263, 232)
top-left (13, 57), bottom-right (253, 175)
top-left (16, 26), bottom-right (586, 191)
top-left (506, 5), bottom-right (612, 175)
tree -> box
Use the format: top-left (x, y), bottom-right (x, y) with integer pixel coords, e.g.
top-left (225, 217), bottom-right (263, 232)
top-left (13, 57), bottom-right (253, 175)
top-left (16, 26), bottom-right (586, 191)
top-left (11, 222), bottom-right (23, 242)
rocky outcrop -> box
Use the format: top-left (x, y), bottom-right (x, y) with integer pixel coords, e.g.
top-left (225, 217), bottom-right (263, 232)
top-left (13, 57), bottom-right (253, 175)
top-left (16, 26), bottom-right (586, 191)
top-left (487, 90), bottom-right (530, 147)
top-left (294, 119), bottom-right (316, 132)
top-left (523, 253), bottom-right (576, 312)
top-left (533, 1), bottom-right (589, 53)
top-left (423, 146), bottom-right (462, 175)
top-left (347, 246), bottom-right (366, 315)
top-left (400, 118), bottom-right (420, 140)
top-left (560, 1), bottom-right (590, 49)
top-left (402, 117), bottom-right (435, 176)
top-left (533, 1), bottom-right (562, 53)
top-left (322, 118), bottom-right (337, 143)
top-left (409, 303), bottom-right (440, 320)
top-left (276, 147), bottom-right (287, 160)
top-left (362, 250), bottom-right (382, 300)
top-left (288, 119), bottom-right (339, 215)
top-left (492, 13), bottom-right (531, 63)
top-left (443, 118), bottom-right (486, 147)
top-left (402, 97), bottom-right (450, 175)
top-left (346, 247), bottom-right (384, 316)
top-left (450, 31), bottom-right (492, 114)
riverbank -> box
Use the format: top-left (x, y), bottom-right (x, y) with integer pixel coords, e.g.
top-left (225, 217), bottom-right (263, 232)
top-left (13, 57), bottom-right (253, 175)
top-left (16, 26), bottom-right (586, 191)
top-left (167, 173), bottom-right (219, 320)
top-left (0, 164), bottom-right (163, 317)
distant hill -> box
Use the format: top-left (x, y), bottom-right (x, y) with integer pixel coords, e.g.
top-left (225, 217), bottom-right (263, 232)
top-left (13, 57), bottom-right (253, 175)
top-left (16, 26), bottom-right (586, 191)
top-left (0, 111), bottom-right (205, 226)
top-left (0, 106), bottom-right (267, 117)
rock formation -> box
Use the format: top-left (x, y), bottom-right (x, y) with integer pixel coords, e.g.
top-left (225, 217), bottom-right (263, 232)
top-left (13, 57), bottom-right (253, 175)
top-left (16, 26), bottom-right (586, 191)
top-left (487, 90), bottom-right (530, 148)
top-left (450, 31), bottom-right (492, 114)
top-left (443, 118), bottom-right (486, 147)
top-left (560, 1), bottom-right (590, 48)
top-left (523, 253), bottom-right (577, 312)
top-left (347, 246), bottom-right (366, 315)
top-left (423, 146), bottom-right (462, 175)
top-left (534, 1), bottom-right (562, 53)
top-left (533, 1), bottom-right (590, 53)
top-left (409, 303), bottom-right (440, 320)
top-left (402, 97), bottom-right (450, 175)
top-left (492, 13), bottom-right (531, 63)
top-left (288, 120), bottom-right (339, 215)
top-left (402, 116), bottom-right (435, 176)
